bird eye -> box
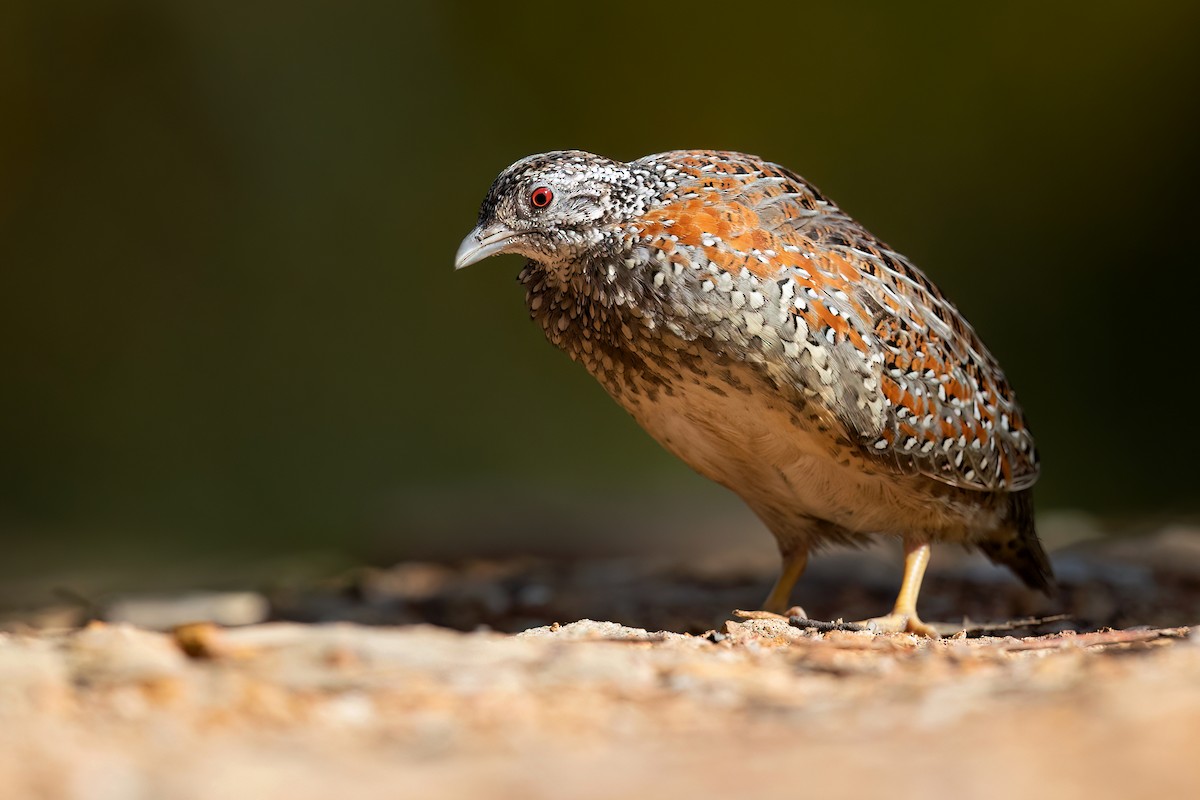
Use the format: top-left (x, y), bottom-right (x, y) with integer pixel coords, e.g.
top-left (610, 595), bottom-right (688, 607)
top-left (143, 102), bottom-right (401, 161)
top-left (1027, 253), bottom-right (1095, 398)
top-left (530, 186), bottom-right (554, 208)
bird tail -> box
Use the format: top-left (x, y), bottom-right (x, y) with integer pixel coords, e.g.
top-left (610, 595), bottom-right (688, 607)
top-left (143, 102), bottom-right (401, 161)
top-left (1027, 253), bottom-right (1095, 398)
top-left (977, 490), bottom-right (1055, 594)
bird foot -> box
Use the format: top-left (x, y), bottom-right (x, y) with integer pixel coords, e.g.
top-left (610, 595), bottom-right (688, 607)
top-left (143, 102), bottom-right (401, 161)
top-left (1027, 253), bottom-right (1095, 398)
top-left (854, 612), bottom-right (940, 639)
top-left (733, 606), bottom-right (808, 622)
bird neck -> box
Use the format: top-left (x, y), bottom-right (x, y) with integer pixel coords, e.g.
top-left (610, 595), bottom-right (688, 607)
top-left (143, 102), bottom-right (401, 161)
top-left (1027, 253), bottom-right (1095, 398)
top-left (518, 233), bottom-right (662, 357)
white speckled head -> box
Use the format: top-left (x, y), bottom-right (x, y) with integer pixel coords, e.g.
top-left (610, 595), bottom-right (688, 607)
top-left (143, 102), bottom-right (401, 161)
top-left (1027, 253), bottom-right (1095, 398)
top-left (455, 151), bottom-right (654, 270)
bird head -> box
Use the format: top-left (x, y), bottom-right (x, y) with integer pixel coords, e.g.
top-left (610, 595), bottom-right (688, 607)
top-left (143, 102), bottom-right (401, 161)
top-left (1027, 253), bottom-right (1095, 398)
top-left (454, 151), bottom-right (652, 271)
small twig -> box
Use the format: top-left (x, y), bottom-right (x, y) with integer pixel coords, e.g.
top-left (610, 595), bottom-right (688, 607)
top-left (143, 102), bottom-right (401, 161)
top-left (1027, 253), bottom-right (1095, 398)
top-left (788, 617), bottom-right (866, 633)
top-left (733, 609), bottom-right (867, 633)
top-left (1000, 626), bottom-right (1193, 652)
top-left (950, 613), bottom-right (1072, 636)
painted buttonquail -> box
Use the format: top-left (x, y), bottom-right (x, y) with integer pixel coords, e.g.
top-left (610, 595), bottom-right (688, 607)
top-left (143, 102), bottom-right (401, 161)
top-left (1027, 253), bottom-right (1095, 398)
top-left (455, 150), bottom-right (1053, 637)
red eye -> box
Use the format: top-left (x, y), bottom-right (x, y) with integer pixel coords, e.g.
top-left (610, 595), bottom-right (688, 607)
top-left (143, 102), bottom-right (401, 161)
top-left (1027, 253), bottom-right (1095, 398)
top-left (530, 186), bottom-right (554, 208)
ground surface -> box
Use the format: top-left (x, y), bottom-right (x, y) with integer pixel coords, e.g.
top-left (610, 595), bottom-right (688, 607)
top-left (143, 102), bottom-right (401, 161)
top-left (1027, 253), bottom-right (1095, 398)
top-left (2, 525), bottom-right (1199, 800)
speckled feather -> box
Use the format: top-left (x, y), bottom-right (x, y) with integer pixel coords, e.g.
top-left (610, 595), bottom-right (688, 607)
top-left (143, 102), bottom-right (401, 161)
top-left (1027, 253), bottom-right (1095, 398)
top-left (462, 150), bottom-right (1052, 591)
top-left (634, 151), bottom-right (1039, 492)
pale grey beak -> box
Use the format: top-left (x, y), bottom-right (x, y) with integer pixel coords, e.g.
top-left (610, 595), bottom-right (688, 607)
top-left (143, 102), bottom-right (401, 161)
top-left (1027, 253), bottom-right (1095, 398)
top-left (454, 224), bottom-right (522, 270)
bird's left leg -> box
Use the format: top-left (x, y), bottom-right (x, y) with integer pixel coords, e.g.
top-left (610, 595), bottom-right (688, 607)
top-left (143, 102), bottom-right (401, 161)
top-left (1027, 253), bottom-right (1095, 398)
top-left (762, 542), bottom-right (808, 615)
top-left (856, 536), bottom-right (939, 638)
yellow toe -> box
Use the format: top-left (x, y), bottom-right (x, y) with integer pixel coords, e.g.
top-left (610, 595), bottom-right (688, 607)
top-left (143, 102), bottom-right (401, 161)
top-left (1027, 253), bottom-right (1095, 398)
top-left (855, 612), bottom-right (940, 639)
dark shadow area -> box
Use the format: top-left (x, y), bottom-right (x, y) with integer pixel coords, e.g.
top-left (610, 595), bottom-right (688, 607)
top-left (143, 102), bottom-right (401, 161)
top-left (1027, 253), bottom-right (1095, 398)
top-left (8, 517), bottom-right (1197, 639)
top-left (238, 526), bottom-right (1200, 635)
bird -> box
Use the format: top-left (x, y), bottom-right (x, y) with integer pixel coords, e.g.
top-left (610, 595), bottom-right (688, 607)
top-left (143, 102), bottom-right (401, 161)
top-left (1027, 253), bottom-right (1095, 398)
top-left (454, 150), bottom-right (1053, 637)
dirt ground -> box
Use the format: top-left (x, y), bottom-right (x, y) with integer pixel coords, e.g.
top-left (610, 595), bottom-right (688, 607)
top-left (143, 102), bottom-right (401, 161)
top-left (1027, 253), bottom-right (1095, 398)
top-left (2, 524), bottom-right (1199, 800)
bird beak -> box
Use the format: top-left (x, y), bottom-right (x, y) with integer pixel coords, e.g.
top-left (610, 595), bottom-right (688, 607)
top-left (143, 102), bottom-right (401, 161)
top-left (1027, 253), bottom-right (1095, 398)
top-left (454, 224), bottom-right (522, 270)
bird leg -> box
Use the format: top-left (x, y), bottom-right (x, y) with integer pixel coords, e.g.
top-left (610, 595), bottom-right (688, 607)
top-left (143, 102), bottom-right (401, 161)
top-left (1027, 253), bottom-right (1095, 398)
top-left (762, 546), bottom-right (808, 616)
top-left (856, 538), bottom-right (939, 638)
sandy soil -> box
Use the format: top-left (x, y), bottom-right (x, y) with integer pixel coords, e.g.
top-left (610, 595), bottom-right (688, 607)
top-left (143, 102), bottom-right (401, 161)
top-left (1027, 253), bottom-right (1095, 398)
top-left (2, 526), bottom-right (1198, 800)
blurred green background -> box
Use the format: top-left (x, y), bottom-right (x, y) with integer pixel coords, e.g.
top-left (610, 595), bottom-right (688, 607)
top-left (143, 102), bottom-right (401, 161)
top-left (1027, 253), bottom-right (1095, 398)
top-left (1, 2), bottom-right (1198, 587)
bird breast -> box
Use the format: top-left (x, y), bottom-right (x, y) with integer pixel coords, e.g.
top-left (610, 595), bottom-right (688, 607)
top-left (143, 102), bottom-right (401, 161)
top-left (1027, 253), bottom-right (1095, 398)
top-left (520, 256), bottom-right (1000, 542)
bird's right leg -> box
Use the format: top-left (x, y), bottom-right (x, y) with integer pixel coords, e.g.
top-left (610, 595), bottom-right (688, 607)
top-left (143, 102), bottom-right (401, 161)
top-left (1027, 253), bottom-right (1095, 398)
top-left (762, 542), bottom-right (808, 615)
top-left (854, 536), bottom-right (939, 638)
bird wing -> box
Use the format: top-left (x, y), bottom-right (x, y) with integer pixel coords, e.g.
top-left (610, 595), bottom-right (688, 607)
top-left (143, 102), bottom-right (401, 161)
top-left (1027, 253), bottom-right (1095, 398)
top-left (634, 151), bottom-right (1039, 492)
